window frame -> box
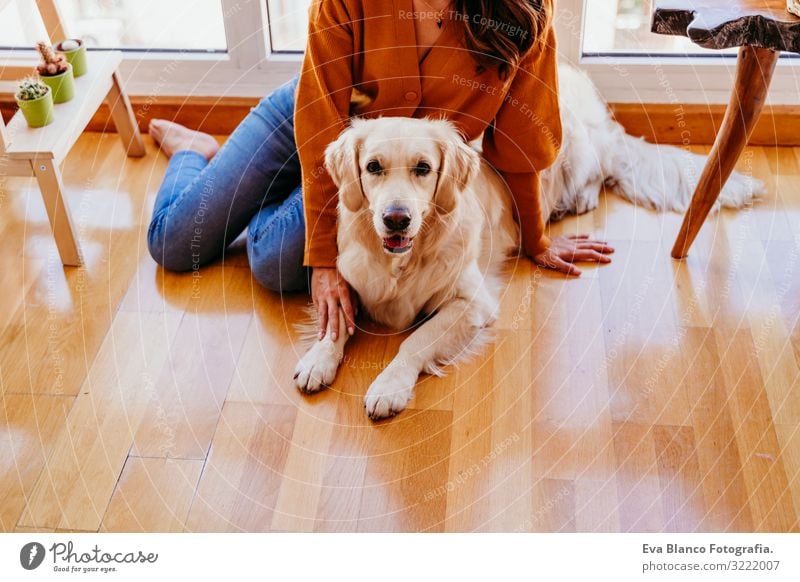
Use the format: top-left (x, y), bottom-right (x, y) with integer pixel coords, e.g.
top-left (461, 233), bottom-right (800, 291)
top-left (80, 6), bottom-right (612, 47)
top-left (2, 0), bottom-right (798, 104)
top-left (0, 0), bottom-right (301, 98)
top-left (555, 0), bottom-right (800, 106)
top-left (109, 0), bottom-right (301, 97)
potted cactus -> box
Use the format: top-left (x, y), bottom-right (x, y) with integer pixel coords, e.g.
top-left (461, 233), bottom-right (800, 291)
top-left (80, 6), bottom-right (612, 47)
top-left (56, 38), bottom-right (88, 77)
top-left (15, 76), bottom-right (55, 128)
top-left (35, 41), bottom-right (75, 103)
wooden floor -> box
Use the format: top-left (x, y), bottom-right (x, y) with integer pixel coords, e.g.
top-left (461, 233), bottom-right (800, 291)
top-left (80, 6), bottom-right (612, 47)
top-left (1, 133), bottom-right (799, 533)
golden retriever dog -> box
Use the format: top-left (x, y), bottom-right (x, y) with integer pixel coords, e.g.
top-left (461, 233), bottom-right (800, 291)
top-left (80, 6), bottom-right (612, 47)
top-left (294, 116), bottom-right (517, 419)
top-left (293, 63), bottom-right (762, 420)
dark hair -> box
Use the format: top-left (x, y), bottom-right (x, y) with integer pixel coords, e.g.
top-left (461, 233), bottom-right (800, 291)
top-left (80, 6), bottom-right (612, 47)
top-left (452, 0), bottom-right (551, 79)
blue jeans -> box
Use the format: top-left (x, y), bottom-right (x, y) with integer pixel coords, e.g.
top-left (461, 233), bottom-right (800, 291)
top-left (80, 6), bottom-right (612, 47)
top-left (147, 76), bottom-right (308, 292)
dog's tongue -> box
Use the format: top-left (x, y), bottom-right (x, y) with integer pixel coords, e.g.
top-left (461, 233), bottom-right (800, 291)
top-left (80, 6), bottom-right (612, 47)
top-left (384, 235), bottom-right (410, 249)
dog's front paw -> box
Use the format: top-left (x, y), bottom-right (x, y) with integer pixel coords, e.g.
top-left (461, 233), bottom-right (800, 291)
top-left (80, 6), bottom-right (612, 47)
top-left (294, 341), bottom-right (342, 394)
top-left (364, 366), bottom-right (417, 420)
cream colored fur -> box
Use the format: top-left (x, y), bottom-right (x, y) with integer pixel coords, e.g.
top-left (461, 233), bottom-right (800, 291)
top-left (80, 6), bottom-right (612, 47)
top-left (540, 63), bottom-right (763, 220)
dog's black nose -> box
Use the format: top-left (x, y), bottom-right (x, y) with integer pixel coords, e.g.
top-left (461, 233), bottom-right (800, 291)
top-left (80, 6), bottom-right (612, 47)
top-left (382, 207), bottom-right (411, 232)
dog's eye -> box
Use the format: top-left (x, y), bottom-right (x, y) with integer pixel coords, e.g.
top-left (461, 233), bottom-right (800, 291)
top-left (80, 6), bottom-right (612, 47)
top-left (413, 161), bottom-right (432, 177)
top-left (366, 160), bottom-right (383, 175)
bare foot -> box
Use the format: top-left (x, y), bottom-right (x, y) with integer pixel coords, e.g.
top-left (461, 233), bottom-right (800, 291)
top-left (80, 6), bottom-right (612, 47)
top-left (148, 119), bottom-right (220, 160)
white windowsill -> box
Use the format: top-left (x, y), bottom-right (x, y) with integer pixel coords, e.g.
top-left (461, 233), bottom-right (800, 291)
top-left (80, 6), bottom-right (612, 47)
top-left (579, 55), bottom-right (800, 105)
top-left (3, 48), bottom-right (799, 104)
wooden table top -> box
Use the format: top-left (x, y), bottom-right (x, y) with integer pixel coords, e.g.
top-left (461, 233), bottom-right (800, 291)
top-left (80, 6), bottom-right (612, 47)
top-left (652, 0), bottom-right (800, 51)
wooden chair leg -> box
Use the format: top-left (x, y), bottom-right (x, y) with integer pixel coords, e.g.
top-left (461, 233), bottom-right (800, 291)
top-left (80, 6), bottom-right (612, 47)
top-left (671, 46), bottom-right (779, 259)
top-left (31, 158), bottom-right (82, 266)
top-left (106, 71), bottom-right (146, 158)
top-left (35, 0), bottom-right (68, 43)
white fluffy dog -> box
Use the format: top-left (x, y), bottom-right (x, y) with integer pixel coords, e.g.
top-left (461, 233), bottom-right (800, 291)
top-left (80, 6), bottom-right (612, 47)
top-left (294, 63), bottom-right (762, 420)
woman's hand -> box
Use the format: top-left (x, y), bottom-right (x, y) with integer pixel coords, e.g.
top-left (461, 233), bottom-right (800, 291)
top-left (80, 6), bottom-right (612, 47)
top-left (311, 267), bottom-right (358, 341)
top-left (532, 234), bottom-right (615, 276)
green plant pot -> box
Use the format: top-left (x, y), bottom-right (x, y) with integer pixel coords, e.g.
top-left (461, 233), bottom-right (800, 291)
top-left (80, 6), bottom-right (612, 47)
top-left (41, 65), bottom-right (75, 104)
top-left (15, 87), bottom-right (55, 128)
top-left (56, 39), bottom-right (87, 77)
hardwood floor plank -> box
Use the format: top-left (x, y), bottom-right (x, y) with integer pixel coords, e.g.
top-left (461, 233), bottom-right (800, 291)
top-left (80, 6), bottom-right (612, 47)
top-left (763, 236), bottom-right (800, 358)
top-left (652, 425), bottom-right (706, 533)
top-left (311, 327), bottom-right (387, 532)
top-left (0, 251), bottom-right (43, 337)
top-left (357, 409), bottom-right (452, 532)
top-left (225, 290), bottom-right (316, 407)
top-left (482, 331), bottom-right (535, 531)
top-left (716, 328), bottom-right (797, 532)
top-left (750, 147), bottom-right (796, 243)
top-left (100, 457), bottom-right (203, 532)
top-left (495, 258), bottom-right (537, 331)
top-left (590, 190), bottom-right (681, 244)
top-left (17, 311), bottom-right (182, 530)
top-left (574, 478), bottom-right (620, 532)
top-left (682, 328), bottom-right (754, 532)
top-left (612, 422), bottom-right (665, 532)
top-left (117, 258), bottom-right (193, 314)
top-left (441, 354), bottom-right (495, 532)
top-left (733, 238), bottom-right (800, 426)
top-left (131, 266), bottom-right (253, 459)
top-left (0, 394), bottom-right (72, 532)
top-left (599, 242), bottom-right (693, 427)
top-left (184, 402), bottom-right (296, 532)
top-left (529, 478), bottom-right (575, 532)
top-left (671, 264), bottom-right (714, 329)
top-left (531, 278), bottom-right (615, 483)
top-left (786, 148), bottom-right (800, 242)
top-left (531, 279), bottom-right (611, 427)
top-left (774, 423), bottom-right (800, 531)
top-left (270, 404), bottom-right (339, 532)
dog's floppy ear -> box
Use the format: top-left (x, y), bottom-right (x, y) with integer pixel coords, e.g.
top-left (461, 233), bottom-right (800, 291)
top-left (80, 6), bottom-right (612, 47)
top-left (434, 126), bottom-right (480, 215)
top-left (324, 125), bottom-right (364, 212)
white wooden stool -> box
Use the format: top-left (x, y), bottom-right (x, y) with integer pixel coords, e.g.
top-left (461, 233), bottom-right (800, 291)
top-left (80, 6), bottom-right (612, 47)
top-left (1, 0), bottom-right (144, 266)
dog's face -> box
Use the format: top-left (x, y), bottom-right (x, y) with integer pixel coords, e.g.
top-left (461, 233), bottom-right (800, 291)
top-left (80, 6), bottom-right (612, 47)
top-left (325, 117), bottom-right (479, 256)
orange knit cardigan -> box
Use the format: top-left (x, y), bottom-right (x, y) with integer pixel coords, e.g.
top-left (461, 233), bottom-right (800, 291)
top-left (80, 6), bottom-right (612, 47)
top-left (295, 0), bottom-right (562, 268)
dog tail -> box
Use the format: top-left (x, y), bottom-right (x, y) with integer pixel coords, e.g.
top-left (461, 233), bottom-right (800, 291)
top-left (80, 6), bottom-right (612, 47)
top-left (604, 131), bottom-right (765, 212)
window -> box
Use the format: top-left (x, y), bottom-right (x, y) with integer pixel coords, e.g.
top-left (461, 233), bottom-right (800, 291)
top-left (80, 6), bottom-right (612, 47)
top-left (267, 0), bottom-right (310, 52)
top-left (59, 0), bottom-right (227, 51)
top-left (0, 0), bottom-right (48, 46)
top-left (582, 0), bottom-right (728, 55)
top-left (556, 0), bottom-right (799, 105)
top-left (2, 0), bottom-right (798, 105)
top-left (0, 0), bottom-right (282, 98)
top-left (0, 0), bottom-right (227, 51)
